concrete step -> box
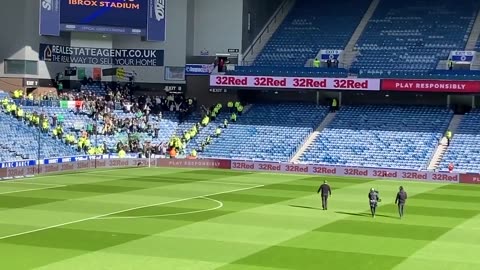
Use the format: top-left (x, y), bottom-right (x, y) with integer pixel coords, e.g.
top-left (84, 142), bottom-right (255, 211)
top-left (427, 114), bottom-right (463, 170)
top-left (465, 11), bottom-right (480, 50)
top-left (290, 112), bottom-right (336, 163)
top-left (341, 0), bottom-right (380, 68)
top-left (436, 60), bottom-right (447, 70)
top-left (470, 52), bottom-right (480, 70)
top-left (427, 144), bottom-right (447, 170)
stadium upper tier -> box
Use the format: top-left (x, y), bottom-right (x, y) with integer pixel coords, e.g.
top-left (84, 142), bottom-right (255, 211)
top-left (358, 69), bottom-right (480, 80)
top-left (352, 0), bottom-right (479, 73)
top-left (439, 109), bottom-right (480, 172)
top-left (233, 0), bottom-right (480, 80)
top-left (252, 0), bottom-right (371, 67)
top-left (228, 66), bottom-right (348, 78)
top-left (200, 104), bottom-right (329, 162)
top-left (299, 106), bottom-right (453, 170)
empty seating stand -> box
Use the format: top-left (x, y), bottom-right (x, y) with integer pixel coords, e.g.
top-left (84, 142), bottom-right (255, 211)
top-left (200, 104), bottom-right (329, 162)
top-left (353, 0), bottom-right (480, 76)
top-left (358, 69), bottom-right (480, 80)
top-left (228, 67), bottom-right (348, 78)
top-left (439, 109), bottom-right (480, 172)
top-left (252, 0), bottom-right (371, 68)
top-left (299, 106), bottom-right (453, 170)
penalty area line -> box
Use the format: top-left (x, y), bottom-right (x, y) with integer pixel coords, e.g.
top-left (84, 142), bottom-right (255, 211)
top-left (0, 184), bottom-right (264, 241)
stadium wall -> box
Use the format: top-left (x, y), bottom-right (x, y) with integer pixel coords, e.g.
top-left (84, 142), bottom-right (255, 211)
top-left (70, 32), bottom-right (113, 81)
top-left (186, 0), bottom-right (195, 57)
top-left (186, 75), bottom-right (239, 106)
top-left (0, 0), bottom-right (69, 83)
top-left (0, 158), bottom-right (466, 184)
top-left (241, 0), bottom-right (284, 52)
top-left (191, 0), bottom-right (243, 56)
top-left (0, 0), bottom-right (188, 84)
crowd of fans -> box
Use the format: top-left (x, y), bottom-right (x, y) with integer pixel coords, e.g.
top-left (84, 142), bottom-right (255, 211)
top-left (165, 101), bottom-right (244, 159)
top-left (5, 82), bottom-right (197, 157)
top-left (5, 81), bottom-right (246, 159)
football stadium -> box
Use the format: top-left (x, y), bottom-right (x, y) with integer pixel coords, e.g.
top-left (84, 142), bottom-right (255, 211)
top-left (1, 0), bottom-right (480, 269)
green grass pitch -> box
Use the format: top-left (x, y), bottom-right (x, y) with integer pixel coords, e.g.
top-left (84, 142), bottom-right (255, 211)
top-left (0, 167), bottom-right (479, 270)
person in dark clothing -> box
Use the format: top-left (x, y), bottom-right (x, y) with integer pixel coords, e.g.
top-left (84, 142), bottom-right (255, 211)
top-left (317, 180), bottom-right (332, 210)
top-left (368, 188), bottom-right (381, 218)
top-left (395, 186), bottom-right (407, 219)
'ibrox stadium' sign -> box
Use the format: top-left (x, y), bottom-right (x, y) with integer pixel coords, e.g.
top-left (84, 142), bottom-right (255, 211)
top-left (39, 43), bottom-right (164, 66)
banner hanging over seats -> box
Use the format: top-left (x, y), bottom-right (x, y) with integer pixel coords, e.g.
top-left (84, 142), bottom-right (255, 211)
top-left (320, 50), bottom-right (343, 61)
top-left (450, 51), bottom-right (475, 62)
top-left (210, 75), bottom-right (380, 91)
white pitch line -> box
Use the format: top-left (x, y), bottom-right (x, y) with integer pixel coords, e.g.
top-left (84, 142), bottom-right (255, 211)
top-left (0, 181), bottom-right (64, 187)
top-left (0, 167), bottom-right (158, 187)
top-left (0, 185), bottom-right (66, 195)
top-left (0, 184), bottom-right (264, 241)
top-left (0, 167), bottom-right (252, 187)
top-left (98, 197), bottom-right (224, 220)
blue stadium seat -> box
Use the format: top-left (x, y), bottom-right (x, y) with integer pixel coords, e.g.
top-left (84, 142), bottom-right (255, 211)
top-left (227, 66), bottom-right (348, 78)
top-left (439, 109), bottom-right (480, 172)
top-left (0, 113), bottom-right (78, 161)
top-left (199, 104), bottom-right (329, 162)
top-left (250, 0), bottom-right (372, 69)
top-left (353, 0), bottom-right (480, 77)
top-left (299, 106), bottom-right (453, 170)
top-left (0, 98), bottom-right (192, 161)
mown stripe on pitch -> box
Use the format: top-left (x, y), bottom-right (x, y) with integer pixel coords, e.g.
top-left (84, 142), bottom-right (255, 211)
top-left (402, 205), bottom-right (478, 219)
top-left (220, 183), bottom-right (462, 270)
top-left (437, 184), bottom-right (480, 192)
top-left (225, 246), bottom-right (405, 270)
top-left (1, 227), bottom-right (147, 251)
top-left (181, 169), bottom-right (254, 177)
top-left (52, 183), bottom-right (147, 194)
top-left (413, 193), bottom-right (480, 203)
top-left (0, 243), bottom-right (84, 270)
top-left (0, 173), bottom-right (237, 210)
top-left (282, 231), bottom-right (429, 257)
top-left (0, 172), bottom-right (369, 269)
top-left (0, 196), bottom-right (62, 209)
top-left (318, 219), bottom-right (449, 241)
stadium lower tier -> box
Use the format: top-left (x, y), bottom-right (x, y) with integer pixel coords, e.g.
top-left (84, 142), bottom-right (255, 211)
top-left (5, 101), bottom-right (480, 173)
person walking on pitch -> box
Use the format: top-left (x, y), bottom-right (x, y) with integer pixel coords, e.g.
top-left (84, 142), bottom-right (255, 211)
top-left (317, 180), bottom-right (332, 210)
top-left (395, 186), bottom-right (408, 219)
top-left (368, 188), bottom-right (381, 218)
